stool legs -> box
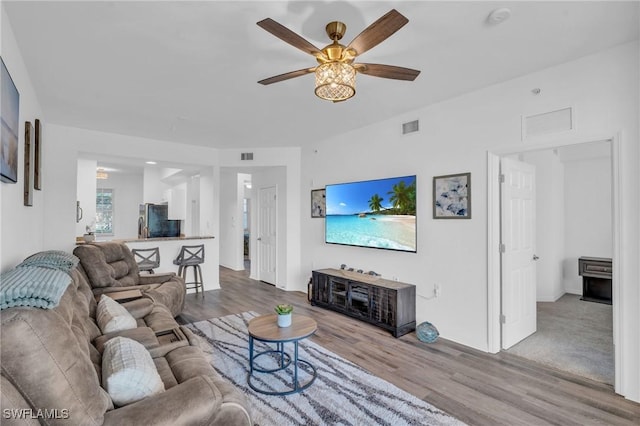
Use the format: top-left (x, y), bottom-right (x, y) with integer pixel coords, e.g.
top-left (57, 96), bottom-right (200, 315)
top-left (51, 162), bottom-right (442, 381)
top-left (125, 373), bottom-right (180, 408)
top-left (179, 264), bottom-right (204, 297)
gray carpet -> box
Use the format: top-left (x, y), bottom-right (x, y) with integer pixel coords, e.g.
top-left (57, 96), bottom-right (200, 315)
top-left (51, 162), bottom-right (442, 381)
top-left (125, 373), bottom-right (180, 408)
top-left (507, 294), bottom-right (613, 384)
top-left (187, 312), bottom-right (465, 426)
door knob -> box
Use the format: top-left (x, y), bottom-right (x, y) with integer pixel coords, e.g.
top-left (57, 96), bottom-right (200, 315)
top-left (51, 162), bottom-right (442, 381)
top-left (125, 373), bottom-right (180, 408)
top-left (533, 254), bottom-right (539, 261)
top-left (257, 237), bottom-right (262, 241)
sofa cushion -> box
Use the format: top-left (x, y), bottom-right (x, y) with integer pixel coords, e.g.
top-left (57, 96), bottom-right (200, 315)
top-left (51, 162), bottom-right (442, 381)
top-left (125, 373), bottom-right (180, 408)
top-left (74, 243), bottom-right (140, 288)
top-left (137, 304), bottom-right (179, 332)
top-left (97, 295), bottom-right (137, 334)
top-left (102, 337), bottom-right (165, 406)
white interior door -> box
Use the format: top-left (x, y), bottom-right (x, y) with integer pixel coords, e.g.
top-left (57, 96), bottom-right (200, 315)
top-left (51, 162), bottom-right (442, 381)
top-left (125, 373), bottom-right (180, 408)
top-left (258, 186), bottom-right (277, 285)
top-left (501, 157), bottom-right (537, 349)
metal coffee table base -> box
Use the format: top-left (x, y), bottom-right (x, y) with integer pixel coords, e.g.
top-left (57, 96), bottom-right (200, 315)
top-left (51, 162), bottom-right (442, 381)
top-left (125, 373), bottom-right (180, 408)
top-left (248, 337), bottom-right (317, 395)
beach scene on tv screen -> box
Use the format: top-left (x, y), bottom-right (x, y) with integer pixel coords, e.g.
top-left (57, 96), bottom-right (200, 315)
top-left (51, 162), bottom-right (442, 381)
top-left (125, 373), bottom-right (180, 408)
top-left (325, 175), bottom-right (417, 252)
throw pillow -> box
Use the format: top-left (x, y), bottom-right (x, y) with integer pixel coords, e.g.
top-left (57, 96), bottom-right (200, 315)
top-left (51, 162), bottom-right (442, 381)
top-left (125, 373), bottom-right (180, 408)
top-left (102, 336), bottom-right (164, 406)
top-left (96, 295), bottom-right (137, 334)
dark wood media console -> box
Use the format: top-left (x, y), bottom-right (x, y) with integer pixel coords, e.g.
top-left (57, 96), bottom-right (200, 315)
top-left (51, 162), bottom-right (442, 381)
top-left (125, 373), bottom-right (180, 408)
top-left (311, 268), bottom-right (416, 337)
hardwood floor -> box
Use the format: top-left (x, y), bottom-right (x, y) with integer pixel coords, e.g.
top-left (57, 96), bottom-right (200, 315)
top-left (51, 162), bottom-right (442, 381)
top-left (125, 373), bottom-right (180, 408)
top-left (177, 266), bottom-right (640, 426)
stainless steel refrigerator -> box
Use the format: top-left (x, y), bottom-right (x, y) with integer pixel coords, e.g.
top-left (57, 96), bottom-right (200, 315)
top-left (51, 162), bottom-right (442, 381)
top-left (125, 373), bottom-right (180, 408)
top-left (138, 203), bottom-right (181, 238)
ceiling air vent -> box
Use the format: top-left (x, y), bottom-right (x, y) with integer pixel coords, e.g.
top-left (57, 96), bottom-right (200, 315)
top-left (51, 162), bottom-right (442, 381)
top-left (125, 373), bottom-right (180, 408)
top-left (522, 107), bottom-right (573, 140)
top-left (240, 152), bottom-right (254, 161)
top-left (402, 120), bottom-right (419, 135)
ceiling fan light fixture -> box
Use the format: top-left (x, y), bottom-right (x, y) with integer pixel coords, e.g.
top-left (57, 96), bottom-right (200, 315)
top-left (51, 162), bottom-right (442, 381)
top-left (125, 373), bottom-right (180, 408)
top-left (314, 62), bottom-right (356, 102)
top-left (96, 168), bottom-right (108, 180)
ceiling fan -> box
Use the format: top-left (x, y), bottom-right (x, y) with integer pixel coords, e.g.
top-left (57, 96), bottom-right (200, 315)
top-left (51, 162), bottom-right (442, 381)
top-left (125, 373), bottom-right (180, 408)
top-left (257, 9), bottom-right (420, 102)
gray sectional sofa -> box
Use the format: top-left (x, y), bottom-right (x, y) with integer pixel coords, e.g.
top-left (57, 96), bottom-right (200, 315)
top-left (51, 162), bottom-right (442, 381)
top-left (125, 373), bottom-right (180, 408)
top-left (0, 246), bottom-right (252, 425)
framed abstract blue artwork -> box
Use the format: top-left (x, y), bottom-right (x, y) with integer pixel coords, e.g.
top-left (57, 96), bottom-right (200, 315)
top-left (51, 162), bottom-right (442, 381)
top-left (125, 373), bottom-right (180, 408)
top-left (433, 172), bottom-right (471, 219)
top-left (1, 57), bottom-right (20, 184)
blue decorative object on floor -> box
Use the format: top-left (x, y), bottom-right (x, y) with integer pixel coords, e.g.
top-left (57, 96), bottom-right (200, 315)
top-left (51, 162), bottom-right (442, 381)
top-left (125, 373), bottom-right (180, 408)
top-left (416, 321), bottom-right (439, 343)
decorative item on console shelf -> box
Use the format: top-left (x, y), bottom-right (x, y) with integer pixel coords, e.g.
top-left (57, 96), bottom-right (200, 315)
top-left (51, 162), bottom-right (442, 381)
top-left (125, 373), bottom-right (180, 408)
top-left (339, 263), bottom-right (381, 276)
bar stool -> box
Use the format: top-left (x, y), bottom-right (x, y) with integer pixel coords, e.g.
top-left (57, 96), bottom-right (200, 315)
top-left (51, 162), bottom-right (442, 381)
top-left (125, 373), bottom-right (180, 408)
top-left (131, 247), bottom-right (160, 274)
top-left (173, 244), bottom-right (205, 296)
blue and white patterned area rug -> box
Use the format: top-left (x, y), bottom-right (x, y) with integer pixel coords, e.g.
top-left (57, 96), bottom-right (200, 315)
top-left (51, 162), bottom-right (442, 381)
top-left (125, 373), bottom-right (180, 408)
top-left (186, 312), bottom-right (465, 426)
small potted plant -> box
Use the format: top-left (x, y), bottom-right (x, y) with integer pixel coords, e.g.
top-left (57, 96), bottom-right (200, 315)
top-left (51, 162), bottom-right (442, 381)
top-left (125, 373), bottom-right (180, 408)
top-left (83, 224), bottom-right (96, 243)
top-left (274, 303), bottom-right (293, 328)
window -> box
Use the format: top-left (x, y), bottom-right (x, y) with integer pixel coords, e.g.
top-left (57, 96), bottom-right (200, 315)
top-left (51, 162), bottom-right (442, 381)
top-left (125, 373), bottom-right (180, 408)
top-left (96, 188), bottom-right (114, 235)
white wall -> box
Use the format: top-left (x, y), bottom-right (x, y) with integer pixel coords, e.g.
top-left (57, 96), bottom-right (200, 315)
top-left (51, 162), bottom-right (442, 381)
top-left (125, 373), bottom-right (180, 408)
top-left (218, 169), bottom-right (244, 270)
top-left (97, 172), bottom-right (143, 240)
top-left (199, 169), bottom-right (215, 238)
top-left (563, 156), bottom-right (612, 294)
top-left (143, 167), bottom-right (169, 204)
top-left (0, 6), bottom-right (45, 271)
top-left (521, 150), bottom-right (565, 302)
top-left (76, 158), bottom-right (97, 237)
top-left (300, 41), bottom-right (639, 402)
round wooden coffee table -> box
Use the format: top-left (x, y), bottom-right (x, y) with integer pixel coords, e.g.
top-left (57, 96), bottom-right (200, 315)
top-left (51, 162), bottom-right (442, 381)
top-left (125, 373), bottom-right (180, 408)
top-left (247, 314), bottom-right (318, 395)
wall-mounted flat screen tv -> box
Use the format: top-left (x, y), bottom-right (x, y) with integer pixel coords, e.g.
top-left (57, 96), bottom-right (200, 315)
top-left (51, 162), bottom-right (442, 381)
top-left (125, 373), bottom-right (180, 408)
top-left (325, 175), bottom-right (417, 252)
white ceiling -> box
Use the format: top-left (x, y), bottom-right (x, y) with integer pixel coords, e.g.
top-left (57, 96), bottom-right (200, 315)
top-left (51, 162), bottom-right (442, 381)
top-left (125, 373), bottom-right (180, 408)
top-left (4, 1), bottom-right (639, 150)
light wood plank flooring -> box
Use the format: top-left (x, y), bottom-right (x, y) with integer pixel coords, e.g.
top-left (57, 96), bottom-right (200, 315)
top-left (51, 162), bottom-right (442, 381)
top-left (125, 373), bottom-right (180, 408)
top-left (177, 266), bottom-right (640, 426)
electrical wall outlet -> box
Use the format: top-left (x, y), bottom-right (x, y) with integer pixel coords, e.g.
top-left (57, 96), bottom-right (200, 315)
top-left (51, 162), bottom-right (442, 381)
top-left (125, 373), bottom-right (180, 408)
top-left (434, 283), bottom-right (441, 297)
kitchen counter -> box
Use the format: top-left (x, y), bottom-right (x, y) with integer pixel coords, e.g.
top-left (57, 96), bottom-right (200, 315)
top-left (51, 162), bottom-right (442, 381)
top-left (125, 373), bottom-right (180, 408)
top-left (76, 235), bottom-right (214, 245)
top-left (118, 235), bottom-right (214, 243)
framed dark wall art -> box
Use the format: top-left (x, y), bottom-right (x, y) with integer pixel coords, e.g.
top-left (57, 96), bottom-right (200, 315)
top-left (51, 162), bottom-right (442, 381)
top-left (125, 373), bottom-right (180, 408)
top-left (433, 172), bottom-right (471, 219)
top-left (24, 121), bottom-right (34, 206)
top-left (311, 188), bottom-right (326, 218)
top-left (1, 57), bottom-right (20, 183)
top-left (34, 118), bottom-right (41, 190)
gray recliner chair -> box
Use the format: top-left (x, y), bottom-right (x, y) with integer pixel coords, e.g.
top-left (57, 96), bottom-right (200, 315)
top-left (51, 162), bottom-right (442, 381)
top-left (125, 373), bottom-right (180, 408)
top-left (73, 242), bottom-right (185, 317)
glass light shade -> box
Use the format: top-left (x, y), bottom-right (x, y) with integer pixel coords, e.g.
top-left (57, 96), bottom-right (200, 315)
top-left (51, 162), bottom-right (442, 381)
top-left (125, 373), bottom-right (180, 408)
top-left (315, 62), bottom-right (356, 101)
top-left (96, 168), bottom-right (108, 180)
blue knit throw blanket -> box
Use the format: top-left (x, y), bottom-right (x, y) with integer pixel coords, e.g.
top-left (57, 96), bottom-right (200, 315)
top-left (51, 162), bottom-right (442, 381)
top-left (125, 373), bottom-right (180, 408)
top-left (0, 251), bottom-right (79, 310)
top-left (20, 250), bottom-right (79, 273)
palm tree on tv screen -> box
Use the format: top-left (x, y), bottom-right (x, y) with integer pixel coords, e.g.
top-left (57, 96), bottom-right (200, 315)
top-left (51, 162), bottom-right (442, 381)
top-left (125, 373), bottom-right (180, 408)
top-left (388, 180), bottom-right (416, 215)
top-left (368, 194), bottom-right (384, 213)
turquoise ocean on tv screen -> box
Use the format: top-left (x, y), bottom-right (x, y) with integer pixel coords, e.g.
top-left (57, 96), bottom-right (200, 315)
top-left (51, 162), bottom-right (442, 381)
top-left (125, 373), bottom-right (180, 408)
top-left (325, 214), bottom-right (416, 252)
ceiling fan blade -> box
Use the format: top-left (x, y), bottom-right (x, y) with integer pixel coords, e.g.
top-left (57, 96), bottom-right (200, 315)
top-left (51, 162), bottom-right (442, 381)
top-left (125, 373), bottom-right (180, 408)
top-left (346, 9), bottom-right (409, 56)
top-left (354, 63), bottom-right (421, 81)
top-left (257, 18), bottom-right (323, 57)
top-left (258, 68), bottom-right (315, 85)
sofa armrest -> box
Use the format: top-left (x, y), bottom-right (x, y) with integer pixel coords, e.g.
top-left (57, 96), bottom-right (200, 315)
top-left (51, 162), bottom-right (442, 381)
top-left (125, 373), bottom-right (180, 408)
top-left (92, 285), bottom-right (151, 296)
top-left (121, 298), bottom-right (154, 319)
top-left (94, 327), bottom-right (159, 353)
top-left (148, 339), bottom-right (190, 358)
top-left (138, 272), bottom-right (176, 285)
top-left (101, 376), bottom-right (224, 426)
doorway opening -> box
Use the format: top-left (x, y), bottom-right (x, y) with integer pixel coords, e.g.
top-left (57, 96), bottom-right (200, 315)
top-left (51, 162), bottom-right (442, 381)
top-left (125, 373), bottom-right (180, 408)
top-left (487, 136), bottom-right (619, 389)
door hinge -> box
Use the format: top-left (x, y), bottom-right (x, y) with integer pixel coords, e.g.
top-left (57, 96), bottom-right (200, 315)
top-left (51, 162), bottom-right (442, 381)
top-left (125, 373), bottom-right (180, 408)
top-left (500, 314), bottom-right (506, 324)
top-left (499, 174), bottom-right (505, 183)
top-left (499, 243), bottom-right (506, 253)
